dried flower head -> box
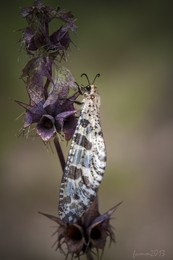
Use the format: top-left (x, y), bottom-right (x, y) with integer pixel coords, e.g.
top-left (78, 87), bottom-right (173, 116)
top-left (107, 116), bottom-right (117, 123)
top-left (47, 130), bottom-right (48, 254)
top-left (39, 198), bottom-right (122, 259)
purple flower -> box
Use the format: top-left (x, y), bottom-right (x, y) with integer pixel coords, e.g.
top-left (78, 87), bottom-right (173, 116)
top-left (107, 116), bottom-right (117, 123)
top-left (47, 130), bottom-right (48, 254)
top-left (39, 198), bottom-right (122, 259)
top-left (17, 67), bottom-right (79, 141)
top-left (18, 1), bottom-right (78, 142)
top-left (20, 0), bottom-right (76, 58)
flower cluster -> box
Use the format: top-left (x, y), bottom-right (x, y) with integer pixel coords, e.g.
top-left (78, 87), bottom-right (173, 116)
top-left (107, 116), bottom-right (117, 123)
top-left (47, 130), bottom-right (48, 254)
top-left (20, 0), bottom-right (76, 57)
top-left (18, 0), bottom-right (78, 141)
top-left (17, 66), bottom-right (79, 141)
top-left (39, 199), bottom-right (122, 259)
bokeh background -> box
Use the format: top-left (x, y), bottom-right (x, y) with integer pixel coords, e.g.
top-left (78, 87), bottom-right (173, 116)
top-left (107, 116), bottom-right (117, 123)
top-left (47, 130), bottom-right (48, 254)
top-left (1, 0), bottom-right (173, 259)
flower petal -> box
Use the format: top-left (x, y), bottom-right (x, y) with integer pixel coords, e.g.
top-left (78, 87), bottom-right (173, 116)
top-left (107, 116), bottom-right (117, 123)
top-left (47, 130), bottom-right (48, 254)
top-left (65, 224), bottom-right (85, 254)
top-left (49, 26), bottom-right (71, 51)
top-left (37, 114), bottom-right (56, 141)
top-left (87, 201), bottom-right (123, 249)
top-left (15, 99), bottom-right (45, 128)
top-left (39, 212), bottom-right (85, 255)
top-left (88, 223), bottom-right (107, 249)
top-left (55, 110), bottom-right (76, 140)
top-left (22, 57), bottom-right (53, 104)
top-left (43, 67), bottom-right (76, 115)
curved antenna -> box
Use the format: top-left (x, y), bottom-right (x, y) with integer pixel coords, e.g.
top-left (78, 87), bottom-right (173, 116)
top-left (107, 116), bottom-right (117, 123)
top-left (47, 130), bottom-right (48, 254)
top-left (81, 73), bottom-right (90, 85)
top-left (92, 73), bottom-right (100, 84)
top-left (75, 82), bottom-right (83, 95)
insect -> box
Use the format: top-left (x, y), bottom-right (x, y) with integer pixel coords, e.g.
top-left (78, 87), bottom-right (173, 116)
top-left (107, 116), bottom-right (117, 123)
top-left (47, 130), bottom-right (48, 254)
top-left (58, 73), bottom-right (107, 223)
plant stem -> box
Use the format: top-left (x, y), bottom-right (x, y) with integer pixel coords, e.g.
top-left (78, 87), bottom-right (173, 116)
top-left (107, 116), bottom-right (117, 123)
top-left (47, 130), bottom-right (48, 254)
top-left (54, 136), bottom-right (65, 172)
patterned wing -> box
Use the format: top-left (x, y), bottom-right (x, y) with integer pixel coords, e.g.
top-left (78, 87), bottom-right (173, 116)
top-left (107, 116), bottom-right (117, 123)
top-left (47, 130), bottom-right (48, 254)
top-left (58, 88), bottom-right (106, 223)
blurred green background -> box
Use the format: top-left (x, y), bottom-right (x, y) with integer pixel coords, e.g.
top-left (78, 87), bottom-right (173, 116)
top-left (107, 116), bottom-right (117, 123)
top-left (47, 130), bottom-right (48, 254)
top-left (1, 0), bottom-right (173, 259)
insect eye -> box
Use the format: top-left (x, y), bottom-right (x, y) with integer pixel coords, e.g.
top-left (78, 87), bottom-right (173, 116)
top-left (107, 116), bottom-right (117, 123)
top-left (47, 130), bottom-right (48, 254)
top-left (85, 85), bottom-right (91, 92)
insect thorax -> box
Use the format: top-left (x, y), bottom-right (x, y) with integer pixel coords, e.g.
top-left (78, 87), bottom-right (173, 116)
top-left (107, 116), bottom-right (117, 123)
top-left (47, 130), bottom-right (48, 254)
top-left (83, 84), bottom-right (100, 107)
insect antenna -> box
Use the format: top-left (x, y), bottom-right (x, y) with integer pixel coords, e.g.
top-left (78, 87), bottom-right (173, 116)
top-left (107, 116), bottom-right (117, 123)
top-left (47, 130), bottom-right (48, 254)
top-left (92, 73), bottom-right (100, 84)
top-left (75, 81), bottom-right (85, 95)
top-left (81, 73), bottom-right (91, 85)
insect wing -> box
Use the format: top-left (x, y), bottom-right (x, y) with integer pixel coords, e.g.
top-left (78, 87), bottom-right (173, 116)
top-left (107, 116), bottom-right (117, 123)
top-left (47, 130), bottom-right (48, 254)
top-left (59, 89), bottom-right (106, 223)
